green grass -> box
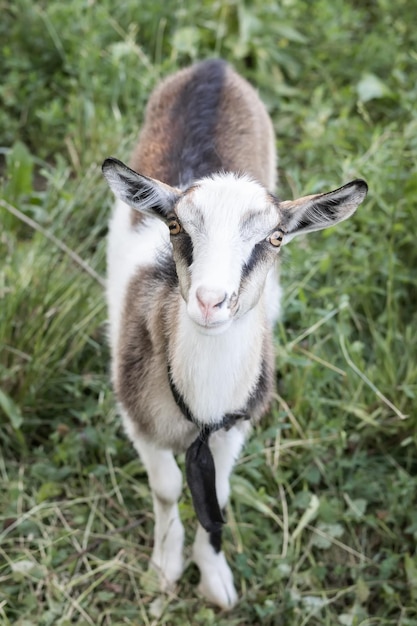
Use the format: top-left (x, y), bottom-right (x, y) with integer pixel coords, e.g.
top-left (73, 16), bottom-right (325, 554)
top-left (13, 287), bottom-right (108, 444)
top-left (1, 0), bottom-right (416, 624)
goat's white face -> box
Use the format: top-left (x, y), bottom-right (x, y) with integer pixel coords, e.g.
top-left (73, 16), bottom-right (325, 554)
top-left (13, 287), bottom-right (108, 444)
top-left (102, 158), bottom-right (368, 335)
top-left (172, 175), bottom-right (281, 333)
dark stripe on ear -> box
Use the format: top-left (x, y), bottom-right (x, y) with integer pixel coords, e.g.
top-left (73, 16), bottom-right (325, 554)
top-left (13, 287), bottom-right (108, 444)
top-left (102, 158), bottom-right (146, 200)
top-left (305, 195), bottom-right (342, 225)
top-left (291, 216), bottom-right (310, 232)
top-left (103, 157), bottom-right (178, 218)
top-left (131, 182), bottom-right (167, 218)
top-left (286, 179), bottom-right (368, 235)
top-left (286, 196), bottom-right (343, 234)
top-left (171, 59), bottom-right (226, 186)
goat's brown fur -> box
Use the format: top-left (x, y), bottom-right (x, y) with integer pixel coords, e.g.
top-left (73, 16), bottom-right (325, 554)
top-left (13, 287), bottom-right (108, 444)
top-left (129, 60), bottom-right (276, 227)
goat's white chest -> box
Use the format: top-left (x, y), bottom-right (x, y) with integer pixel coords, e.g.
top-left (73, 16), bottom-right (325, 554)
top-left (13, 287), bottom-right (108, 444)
top-left (170, 302), bottom-right (265, 425)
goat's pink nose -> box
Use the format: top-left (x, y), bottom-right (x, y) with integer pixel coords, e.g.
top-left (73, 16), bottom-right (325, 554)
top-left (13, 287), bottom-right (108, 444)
top-left (196, 286), bottom-right (227, 315)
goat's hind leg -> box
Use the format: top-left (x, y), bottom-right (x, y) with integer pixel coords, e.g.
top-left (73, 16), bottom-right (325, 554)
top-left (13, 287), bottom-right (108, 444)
top-left (193, 425), bottom-right (248, 610)
top-left (133, 438), bottom-right (185, 591)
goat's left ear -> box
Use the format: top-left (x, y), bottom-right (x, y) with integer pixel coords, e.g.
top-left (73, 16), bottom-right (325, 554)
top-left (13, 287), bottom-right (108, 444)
top-left (279, 179), bottom-right (368, 243)
top-left (102, 157), bottom-right (180, 218)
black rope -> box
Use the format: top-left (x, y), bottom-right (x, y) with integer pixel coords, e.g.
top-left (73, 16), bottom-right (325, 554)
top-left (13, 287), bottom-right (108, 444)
top-left (167, 365), bottom-right (249, 532)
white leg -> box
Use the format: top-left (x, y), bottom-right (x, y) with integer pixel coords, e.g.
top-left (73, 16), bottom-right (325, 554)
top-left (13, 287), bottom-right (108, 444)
top-left (192, 424), bottom-right (248, 610)
top-left (133, 438), bottom-right (185, 591)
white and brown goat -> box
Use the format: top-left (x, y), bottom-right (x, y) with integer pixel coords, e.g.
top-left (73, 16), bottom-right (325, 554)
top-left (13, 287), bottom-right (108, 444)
top-left (102, 59), bottom-right (367, 609)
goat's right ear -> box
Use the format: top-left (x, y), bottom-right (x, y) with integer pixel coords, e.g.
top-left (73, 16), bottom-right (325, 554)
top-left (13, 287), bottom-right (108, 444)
top-left (279, 179), bottom-right (368, 243)
top-left (102, 157), bottom-right (181, 218)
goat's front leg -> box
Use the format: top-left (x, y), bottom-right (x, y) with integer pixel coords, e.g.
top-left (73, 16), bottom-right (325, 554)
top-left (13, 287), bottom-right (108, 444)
top-left (192, 425), bottom-right (248, 610)
top-left (133, 438), bottom-right (185, 591)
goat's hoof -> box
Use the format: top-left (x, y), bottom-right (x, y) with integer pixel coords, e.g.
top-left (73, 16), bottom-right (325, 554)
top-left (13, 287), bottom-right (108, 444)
top-left (197, 553), bottom-right (238, 610)
top-left (147, 544), bottom-right (184, 593)
top-left (149, 558), bottom-right (184, 593)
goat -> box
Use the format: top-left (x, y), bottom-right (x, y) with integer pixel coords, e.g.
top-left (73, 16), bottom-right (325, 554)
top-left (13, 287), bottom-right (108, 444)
top-left (102, 59), bottom-right (368, 609)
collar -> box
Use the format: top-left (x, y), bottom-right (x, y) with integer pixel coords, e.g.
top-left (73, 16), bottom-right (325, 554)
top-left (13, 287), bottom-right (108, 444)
top-left (168, 366), bottom-right (250, 532)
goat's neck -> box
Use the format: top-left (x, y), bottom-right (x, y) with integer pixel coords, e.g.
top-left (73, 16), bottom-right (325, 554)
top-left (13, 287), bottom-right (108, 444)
top-left (168, 298), bottom-right (267, 426)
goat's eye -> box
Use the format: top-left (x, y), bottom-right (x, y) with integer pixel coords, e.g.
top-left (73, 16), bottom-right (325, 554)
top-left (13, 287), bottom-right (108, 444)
top-left (268, 228), bottom-right (285, 247)
top-left (168, 218), bottom-right (182, 235)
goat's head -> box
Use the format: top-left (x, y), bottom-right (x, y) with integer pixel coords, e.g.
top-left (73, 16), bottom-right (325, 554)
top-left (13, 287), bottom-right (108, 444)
top-left (103, 158), bottom-right (367, 334)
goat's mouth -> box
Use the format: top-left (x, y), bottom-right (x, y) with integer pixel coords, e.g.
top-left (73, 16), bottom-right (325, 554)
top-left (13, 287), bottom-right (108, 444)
top-left (192, 317), bottom-right (233, 335)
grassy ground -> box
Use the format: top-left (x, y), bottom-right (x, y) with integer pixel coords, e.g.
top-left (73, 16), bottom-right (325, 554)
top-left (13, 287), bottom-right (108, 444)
top-left (1, 0), bottom-right (416, 624)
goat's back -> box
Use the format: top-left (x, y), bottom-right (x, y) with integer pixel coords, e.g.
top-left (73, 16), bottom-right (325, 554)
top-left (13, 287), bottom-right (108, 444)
top-left (130, 59), bottom-right (276, 190)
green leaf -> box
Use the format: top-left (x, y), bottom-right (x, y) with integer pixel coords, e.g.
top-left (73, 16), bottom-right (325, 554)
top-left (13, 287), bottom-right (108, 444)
top-left (356, 576), bottom-right (370, 603)
top-left (275, 24), bottom-right (307, 44)
top-left (311, 522), bottom-right (344, 549)
top-left (0, 388), bottom-right (23, 429)
top-left (357, 73), bottom-right (392, 102)
top-left (5, 141), bottom-right (34, 201)
top-left (292, 494), bottom-right (320, 540)
top-left (404, 553), bottom-right (417, 601)
top-left (345, 496), bottom-right (368, 520)
top-left (36, 481), bottom-right (64, 503)
top-left (172, 27), bottom-right (200, 58)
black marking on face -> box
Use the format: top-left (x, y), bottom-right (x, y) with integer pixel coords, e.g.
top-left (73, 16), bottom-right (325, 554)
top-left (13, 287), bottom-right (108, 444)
top-left (172, 232), bottom-right (194, 267)
top-left (241, 241), bottom-right (270, 280)
top-left (171, 59), bottom-right (226, 187)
